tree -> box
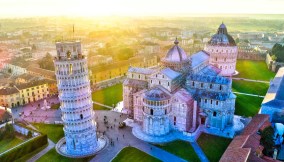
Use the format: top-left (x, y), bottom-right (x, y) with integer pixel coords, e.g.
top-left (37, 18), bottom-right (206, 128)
top-left (260, 126), bottom-right (275, 156)
top-left (27, 131), bottom-right (32, 138)
top-left (271, 43), bottom-right (284, 62)
top-left (7, 68), bottom-right (12, 73)
top-left (38, 53), bottom-right (55, 71)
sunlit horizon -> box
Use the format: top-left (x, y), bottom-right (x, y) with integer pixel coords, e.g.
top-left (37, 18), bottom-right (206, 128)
top-left (1, 0), bottom-right (284, 18)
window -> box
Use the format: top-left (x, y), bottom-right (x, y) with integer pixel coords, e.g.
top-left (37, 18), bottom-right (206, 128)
top-left (201, 83), bottom-right (203, 88)
top-left (210, 84), bottom-right (213, 89)
top-left (192, 82), bottom-right (195, 87)
top-left (168, 82), bottom-right (170, 86)
top-left (219, 85), bottom-right (222, 90)
top-left (210, 100), bottom-right (213, 104)
top-left (80, 114), bottom-right (83, 119)
top-left (205, 99), bottom-right (207, 103)
top-left (213, 111), bottom-right (217, 117)
top-left (150, 109), bottom-right (153, 115)
top-left (216, 101), bottom-right (219, 105)
top-left (159, 81), bottom-right (161, 85)
top-left (165, 109), bottom-right (167, 115)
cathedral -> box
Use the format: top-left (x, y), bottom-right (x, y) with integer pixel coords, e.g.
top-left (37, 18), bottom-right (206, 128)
top-left (123, 23), bottom-right (238, 137)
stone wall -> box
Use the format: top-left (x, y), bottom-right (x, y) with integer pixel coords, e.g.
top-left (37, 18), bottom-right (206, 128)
top-left (266, 54), bottom-right (284, 72)
top-left (13, 124), bottom-right (39, 137)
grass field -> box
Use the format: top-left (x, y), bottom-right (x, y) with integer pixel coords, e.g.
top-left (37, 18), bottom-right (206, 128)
top-left (235, 94), bottom-right (263, 117)
top-left (0, 137), bottom-right (23, 153)
top-left (156, 140), bottom-right (200, 162)
top-left (37, 148), bottom-right (94, 162)
top-left (232, 80), bottom-right (269, 96)
top-left (197, 133), bottom-right (232, 162)
top-left (32, 123), bottom-right (64, 143)
top-left (92, 84), bottom-right (123, 110)
top-left (112, 147), bottom-right (161, 162)
top-left (236, 60), bottom-right (275, 81)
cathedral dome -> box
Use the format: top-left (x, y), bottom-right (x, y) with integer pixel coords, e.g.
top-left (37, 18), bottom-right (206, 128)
top-left (145, 87), bottom-right (171, 101)
top-left (164, 38), bottom-right (188, 62)
top-left (208, 22), bottom-right (236, 46)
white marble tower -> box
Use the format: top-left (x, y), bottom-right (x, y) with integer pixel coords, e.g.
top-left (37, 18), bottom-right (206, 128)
top-left (54, 41), bottom-right (99, 156)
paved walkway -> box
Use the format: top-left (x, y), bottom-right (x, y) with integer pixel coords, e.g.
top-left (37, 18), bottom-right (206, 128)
top-left (90, 111), bottom-right (186, 162)
top-left (233, 91), bottom-right (265, 98)
top-left (190, 142), bottom-right (209, 162)
top-left (26, 139), bottom-right (55, 162)
top-left (232, 77), bottom-right (270, 84)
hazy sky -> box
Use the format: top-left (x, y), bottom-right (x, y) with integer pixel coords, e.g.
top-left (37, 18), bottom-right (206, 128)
top-left (0, 0), bottom-right (284, 17)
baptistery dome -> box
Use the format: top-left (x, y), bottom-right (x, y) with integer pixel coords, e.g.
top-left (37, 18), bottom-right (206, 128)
top-left (208, 22), bottom-right (236, 46)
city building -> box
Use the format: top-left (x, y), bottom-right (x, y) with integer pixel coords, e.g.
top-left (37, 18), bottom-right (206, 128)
top-left (237, 42), bottom-right (266, 60)
top-left (261, 67), bottom-right (284, 122)
top-left (0, 80), bottom-right (49, 108)
top-left (54, 41), bottom-right (104, 157)
top-left (0, 62), bottom-right (27, 76)
top-left (204, 23), bottom-right (238, 76)
top-left (124, 29), bottom-right (236, 141)
top-left (90, 55), bottom-right (158, 84)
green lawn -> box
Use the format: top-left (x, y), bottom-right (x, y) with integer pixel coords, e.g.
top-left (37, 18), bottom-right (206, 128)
top-left (235, 94), bottom-right (263, 117)
top-left (92, 84), bottom-right (123, 110)
top-left (232, 80), bottom-right (269, 96)
top-left (51, 103), bottom-right (60, 109)
top-left (0, 137), bottom-right (23, 153)
top-left (37, 148), bottom-right (93, 162)
top-left (112, 147), bottom-right (161, 162)
top-left (156, 140), bottom-right (200, 162)
top-left (197, 133), bottom-right (232, 162)
top-left (236, 60), bottom-right (275, 81)
top-left (32, 123), bottom-right (64, 143)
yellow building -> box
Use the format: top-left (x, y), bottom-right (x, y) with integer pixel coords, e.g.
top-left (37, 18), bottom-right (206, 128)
top-left (90, 55), bottom-right (158, 84)
top-left (0, 80), bottom-right (49, 108)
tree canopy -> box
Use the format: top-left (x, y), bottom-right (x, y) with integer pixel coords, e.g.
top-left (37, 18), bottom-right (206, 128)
top-left (38, 53), bottom-right (54, 71)
top-left (271, 43), bottom-right (284, 62)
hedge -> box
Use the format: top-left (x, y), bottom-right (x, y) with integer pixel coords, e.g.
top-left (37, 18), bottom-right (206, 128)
top-left (0, 134), bottom-right (48, 162)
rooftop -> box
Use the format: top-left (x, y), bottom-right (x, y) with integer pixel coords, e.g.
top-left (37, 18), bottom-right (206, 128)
top-left (128, 67), bottom-right (156, 75)
top-left (191, 50), bottom-right (209, 68)
top-left (160, 68), bottom-right (182, 80)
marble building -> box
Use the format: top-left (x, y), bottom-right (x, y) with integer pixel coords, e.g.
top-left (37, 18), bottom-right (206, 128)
top-left (204, 23), bottom-right (238, 76)
top-left (54, 41), bottom-right (102, 157)
top-left (124, 23), bottom-right (237, 138)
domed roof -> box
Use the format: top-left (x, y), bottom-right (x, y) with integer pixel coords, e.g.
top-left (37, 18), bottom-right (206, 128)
top-left (145, 87), bottom-right (171, 101)
top-left (164, 38), bottom-right (188, 62)
top-left (208, 22), bottom-right (236, 46)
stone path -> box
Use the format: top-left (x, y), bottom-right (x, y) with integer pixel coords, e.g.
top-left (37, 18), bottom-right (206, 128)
top-left (26, 139), bottom-right (55, 162)
top-left (232, 77), bottom-right (270, 84)
top-left (233, 91), bottom-right (264, 98)
top-left (190, 142), bottom-right (209, 162)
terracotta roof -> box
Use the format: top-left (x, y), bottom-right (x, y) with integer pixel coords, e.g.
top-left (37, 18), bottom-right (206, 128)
top-left (242, 114), bottom-right (270, 135)
top-left (0, 87), bottom-right (19, 95)
top-left (0, 109), bottom-right (11, 122)
top-left (27, 66), bottom-right (55, 79)
top-left (220, 114), bottom-right (275, 162)
top-left (15, 80), bottom-right (48, 90)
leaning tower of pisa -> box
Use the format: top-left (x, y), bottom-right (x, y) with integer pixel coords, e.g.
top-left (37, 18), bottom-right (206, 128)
top-left (54, 41), bottom-right (103, 157)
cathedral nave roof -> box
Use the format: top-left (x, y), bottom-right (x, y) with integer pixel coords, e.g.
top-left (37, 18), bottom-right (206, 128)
top-left (160, 67), bottom-right (182, 80)
top-left (198, 65), bottom-right (221, 76)
top-left (188, 74), bottom-right (231, 85)
top-left (173, 88), bottom-right (193, 103)
top-left (192, 89), bottom-right (235, 101)
top-left (190, 50), bottom-right (209, 68)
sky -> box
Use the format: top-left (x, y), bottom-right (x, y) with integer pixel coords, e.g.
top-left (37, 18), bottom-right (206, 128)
top-left (0, 0), bottom-right (284, 17)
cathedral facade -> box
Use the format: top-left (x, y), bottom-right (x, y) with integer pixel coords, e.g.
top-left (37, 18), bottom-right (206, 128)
top-left (123, 23), bottom-right (237, 137)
